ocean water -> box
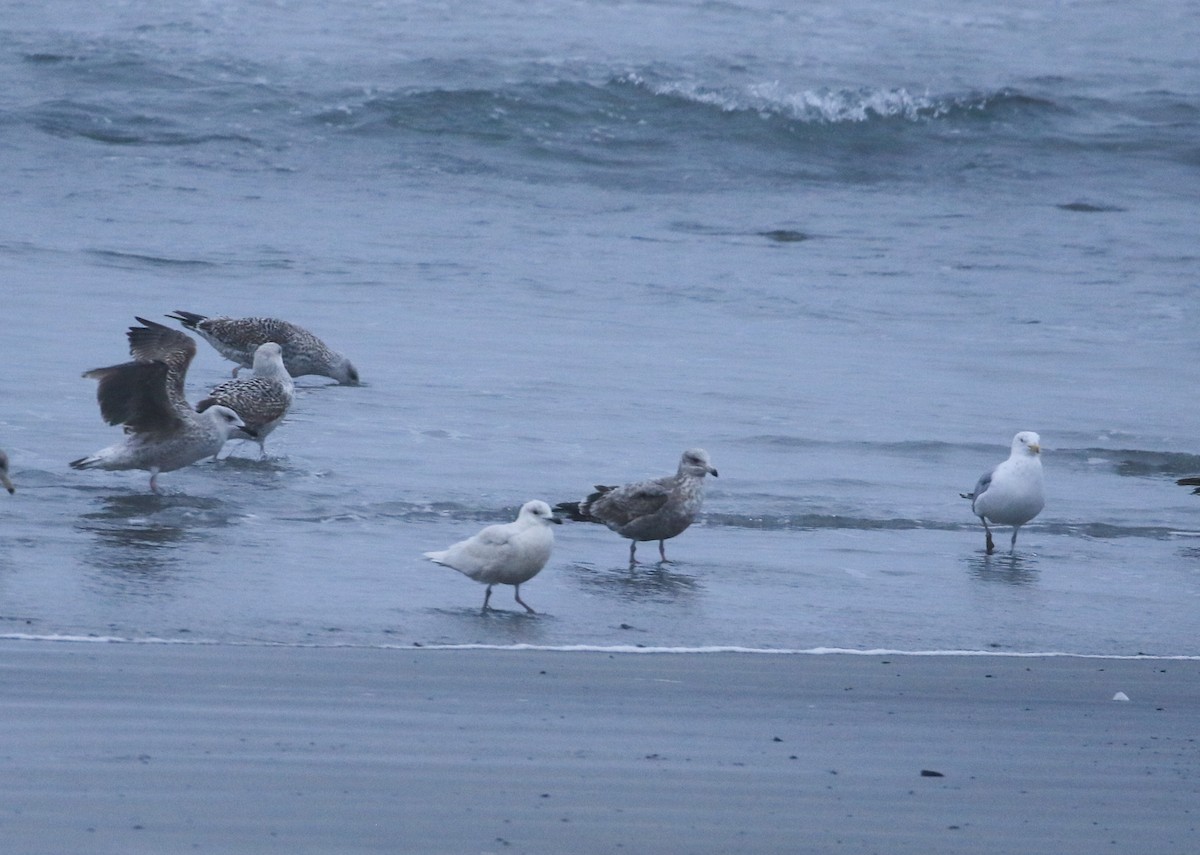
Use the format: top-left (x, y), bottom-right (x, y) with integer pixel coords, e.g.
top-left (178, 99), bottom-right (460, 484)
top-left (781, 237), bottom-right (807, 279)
top-left (1, 0), bottom-right (1198, 655)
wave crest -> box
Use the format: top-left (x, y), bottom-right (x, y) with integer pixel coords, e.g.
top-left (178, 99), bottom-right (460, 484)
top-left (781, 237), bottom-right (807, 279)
top-left (619, 74), bottom-right (1046, 125)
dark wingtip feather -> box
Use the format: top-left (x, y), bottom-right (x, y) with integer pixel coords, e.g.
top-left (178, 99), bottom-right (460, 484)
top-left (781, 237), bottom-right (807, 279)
top-left (553, 501), bottom-right (589, 522)
top-left (166, 310), bottom-right (207, 330)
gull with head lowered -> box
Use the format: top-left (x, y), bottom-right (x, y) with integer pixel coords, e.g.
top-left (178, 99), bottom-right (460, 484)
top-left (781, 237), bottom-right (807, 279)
top-left (555, 448), bottom-right (718, 564)
top-left (961, 431), bottom-right (1045, 554)
top-left (71, 318), bottom-right (253, 493)
top-left (166, 310), bottom-right (359, 386)
top-left (424, 501), bottom-right (561, 614)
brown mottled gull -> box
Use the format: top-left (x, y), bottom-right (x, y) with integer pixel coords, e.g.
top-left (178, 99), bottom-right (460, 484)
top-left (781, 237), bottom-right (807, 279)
top-left (70, 318), bottom-right (252, 493)
top-left (166, 310), bottom-right (359, 385)
top-left (196, 341), bottom-right (294, 457)
top-left (555, 448), bottom-right (718, 564)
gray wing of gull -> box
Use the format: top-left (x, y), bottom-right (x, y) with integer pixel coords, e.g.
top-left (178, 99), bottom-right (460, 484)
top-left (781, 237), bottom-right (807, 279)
top-left (587, 477), bottom-right (674, 528)
top-left (167, 312), bottom-right (345, 381)
top-left (962, 469), bottom-right (993, 507)
top-left (169, 312), bottom-right (292, 366)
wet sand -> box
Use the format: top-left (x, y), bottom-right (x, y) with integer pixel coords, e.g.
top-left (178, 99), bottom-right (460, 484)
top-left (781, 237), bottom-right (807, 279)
top-left (0, 642), bottom-right (1196, 854)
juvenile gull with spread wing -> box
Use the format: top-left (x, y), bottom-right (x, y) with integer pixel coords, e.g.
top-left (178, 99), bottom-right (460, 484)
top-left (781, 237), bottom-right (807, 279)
top-left (196, 341), bottom-right (294, 457)
top-left (166, 311), bottom-right (359, 385)
top-left (555, 448), bottom-right (718, 564)
top-left (71, 318), bottom-right (252, 493)
top-left (424, 500), bottom-right (561, 614)
top-left (961, 431), bottom-right (1045, 554)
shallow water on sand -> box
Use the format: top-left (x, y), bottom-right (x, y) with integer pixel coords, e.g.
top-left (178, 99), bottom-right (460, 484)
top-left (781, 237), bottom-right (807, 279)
top-left (1, 0), bottom-right (1198, 655)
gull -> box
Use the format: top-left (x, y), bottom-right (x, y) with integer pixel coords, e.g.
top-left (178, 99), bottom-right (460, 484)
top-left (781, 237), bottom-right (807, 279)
top-left (424, 500), bottom-right (561, 614)
top-left (166, 311), bottom-right (360, 385)
top-left (961, 431), bottom-right (1045, 554)
top-left (555, 448), bottom-right (718, 564)
top-left (70, 318), bottom-right (253, 493)
top-left (196, 342), bottom-right (294, 457)
top-left (0, 449), bottom-right (13, 494)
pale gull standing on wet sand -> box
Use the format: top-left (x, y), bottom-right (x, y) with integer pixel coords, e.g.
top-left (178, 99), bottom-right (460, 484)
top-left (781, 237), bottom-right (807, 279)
top-left (555, 448), bottom-right (718, 564)
top-left (0, 450), bottom-right (13, 494)
top-left (961, 431), bottom-right (1045, 554)
top-left (424, 500), bottom-right (562, 614)
top-left (196, 342), bottom-right (294, 458)
top-left (166, 311), bottom-right (360, 385)
top-left (70, 318), bottom-right (253, 493)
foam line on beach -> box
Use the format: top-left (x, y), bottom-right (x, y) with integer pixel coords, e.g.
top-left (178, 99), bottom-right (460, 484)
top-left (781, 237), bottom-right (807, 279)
top-left (2, 633), bottom-right (1197, 660)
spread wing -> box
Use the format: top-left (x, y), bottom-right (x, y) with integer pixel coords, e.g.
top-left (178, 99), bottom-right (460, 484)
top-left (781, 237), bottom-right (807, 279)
top-left (127, 317), bottom-right (197, 412)
top-left (83, 360), bottom-right (182, 435)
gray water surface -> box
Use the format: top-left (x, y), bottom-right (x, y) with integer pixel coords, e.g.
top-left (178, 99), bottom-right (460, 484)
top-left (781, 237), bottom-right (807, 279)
top-left (1, 0), bottom-right (1198, 655)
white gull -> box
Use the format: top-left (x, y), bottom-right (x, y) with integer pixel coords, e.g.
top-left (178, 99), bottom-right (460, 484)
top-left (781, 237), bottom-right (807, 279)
top-left (961, 431), bottom-right (1045, 554)
top-left (424, 500), bottom-right (561, 614)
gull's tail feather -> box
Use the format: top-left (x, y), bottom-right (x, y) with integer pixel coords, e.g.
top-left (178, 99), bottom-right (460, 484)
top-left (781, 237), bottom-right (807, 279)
top-left (555, 485), bottom-right (615, 523)
top-left (166, 310), bottom-right (208, 330)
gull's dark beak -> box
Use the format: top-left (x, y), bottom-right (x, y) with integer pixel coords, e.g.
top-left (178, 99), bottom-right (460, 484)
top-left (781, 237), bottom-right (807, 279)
top-left (237, 426), bottom-right (259, 439)
top-left (709, 467), bottom-right (719, 478)
top-left (550, 515), bottom-right (563, 524)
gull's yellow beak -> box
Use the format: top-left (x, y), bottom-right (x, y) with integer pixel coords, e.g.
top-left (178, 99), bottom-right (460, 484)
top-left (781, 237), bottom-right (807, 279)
top-left (1029, 443), bottom-right (1041, 454)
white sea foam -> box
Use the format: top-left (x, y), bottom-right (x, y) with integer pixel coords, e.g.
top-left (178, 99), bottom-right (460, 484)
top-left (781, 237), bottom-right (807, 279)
top-left (3, 635), bottom-right (1196, 661)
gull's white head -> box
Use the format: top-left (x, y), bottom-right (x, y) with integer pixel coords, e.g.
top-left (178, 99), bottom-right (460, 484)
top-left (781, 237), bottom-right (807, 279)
top-left (251, 342), bottom-right (289, 378)
top-left (333, 356), bottom-right (360, 386)
top-left (519, 500), bottom-right (562, 526)
top-left (679, 448), bottom-right (719, 478)
top-left (1012, 431), bottom-right (1041, 456)
top-left (204, 405), bottom-right (253, 441)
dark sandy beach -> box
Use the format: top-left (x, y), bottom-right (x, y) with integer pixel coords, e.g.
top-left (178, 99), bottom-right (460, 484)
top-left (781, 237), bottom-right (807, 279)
top-left (0, 641), bottom-right (1195, 854)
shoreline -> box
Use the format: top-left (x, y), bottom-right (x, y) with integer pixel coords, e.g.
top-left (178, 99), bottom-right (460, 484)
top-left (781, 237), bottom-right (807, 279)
top-left (3, 633), bottom-right (1198, 660)
top-left (2, 641), bottom-right (1196, 854)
